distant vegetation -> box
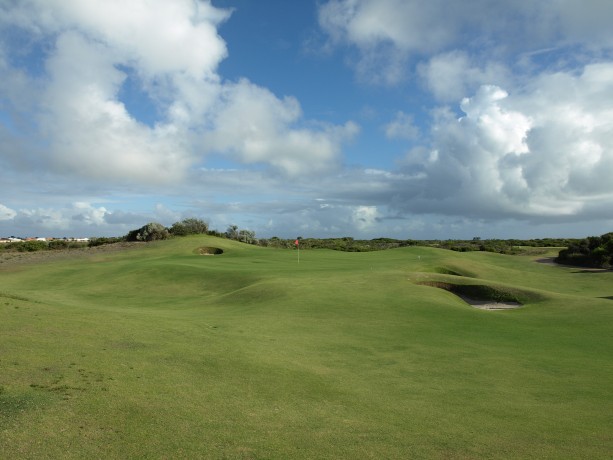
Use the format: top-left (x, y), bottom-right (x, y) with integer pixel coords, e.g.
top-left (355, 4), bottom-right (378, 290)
top-left (0, 239), bottom-right (88, 252)
top-left (1, 215), bottom-right (591, 258)
top-left (556, 232), bottom-right (613, 268)
top-left (258, 235), bottom-right (580, 255)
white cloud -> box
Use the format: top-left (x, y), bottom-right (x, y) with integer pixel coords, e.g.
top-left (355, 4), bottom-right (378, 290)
top-left (319, 0), bottom-right (455, 54)
top-left (3, 0), bottom-right (230, 79)
top-left (0, 0), bottom-right (357, 187)
top-left (13, 202), bottom-right (109, 232)
top-left (39, 31), bottom-right (192, 184)
top-left (203, 79), bottom-right (359, 176)
top-left (72, 202), bottom-right (107, 225)
top-left (384, 112), bottom-right (419, 140)
top-left (394, 63), bottom-right (613, 221)
top-left (0, 201), bottom-right (184, 236)
top-left (417, 51), bottom-right (510, 102)
top-left (351, 205), bottom-right (379, 230)
top-left (0, 204), bottom-right (16, 221)
top-left (17, 208), bottom-right (68, 231)
top-left (318, 0), bottom-right (613, 84)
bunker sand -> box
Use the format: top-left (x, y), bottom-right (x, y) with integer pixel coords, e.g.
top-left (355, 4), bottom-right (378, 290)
top-left (457, 294), bottom-right (522, 310)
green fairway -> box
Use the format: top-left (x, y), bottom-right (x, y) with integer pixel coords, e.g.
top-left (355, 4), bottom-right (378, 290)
top-left (1, 236), bottom-right (612, 458)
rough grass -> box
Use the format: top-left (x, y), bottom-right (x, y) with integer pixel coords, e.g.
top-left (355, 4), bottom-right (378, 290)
top-left (0, 237), bottom-right (612, 458)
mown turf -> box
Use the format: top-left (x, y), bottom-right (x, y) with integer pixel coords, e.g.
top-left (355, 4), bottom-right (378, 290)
top-left (1, 237), bottom-right (612, 458)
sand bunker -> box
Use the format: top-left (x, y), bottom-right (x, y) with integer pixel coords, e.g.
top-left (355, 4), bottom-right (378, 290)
top-left (196, 246), bottom-right (223, 255)
top-left (419, 281), bottom-right (523, 310)
top-left (456, 295), bottom-right (522, 310)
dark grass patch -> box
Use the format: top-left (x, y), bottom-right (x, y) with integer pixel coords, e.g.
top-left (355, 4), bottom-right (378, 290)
top-left (27, 364), bottom-right (111, 400)
top-left (0, 385), bottom-right (51, 427)
top-left (108, 340), bottom-right (148, 350)
top-left (0, 292), bottom-right (34, 302)
top-left (0, 392), bottom-right (38, 425)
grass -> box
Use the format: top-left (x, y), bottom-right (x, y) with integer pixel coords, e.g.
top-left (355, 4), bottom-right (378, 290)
top-left (1, 237), bottom-right (612, 458)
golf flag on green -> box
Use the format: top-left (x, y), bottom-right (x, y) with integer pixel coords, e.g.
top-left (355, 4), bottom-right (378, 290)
top-left (295, 239), bottom-right (299, 263)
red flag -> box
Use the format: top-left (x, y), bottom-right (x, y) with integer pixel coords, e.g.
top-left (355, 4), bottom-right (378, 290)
top-left (294, 239), bottom-right (299, 246)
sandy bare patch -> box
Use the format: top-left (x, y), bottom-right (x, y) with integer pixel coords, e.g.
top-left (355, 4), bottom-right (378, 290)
top-left (196, 246), bottom-right (223, 255)
top-left (0, 242), bottom-right (143, 268)
top-left (457, 295), bottom-right (522, 310)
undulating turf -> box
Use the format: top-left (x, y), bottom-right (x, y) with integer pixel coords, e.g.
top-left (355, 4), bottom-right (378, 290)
top-left (1, 236), bottom-right (612, 458)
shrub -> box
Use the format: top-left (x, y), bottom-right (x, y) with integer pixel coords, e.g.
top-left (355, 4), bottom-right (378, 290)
top-left (169, 218), bottom-right (209, 236)
top-left (557, 231), bottom-right (613, 268)
top-left (126, 222), bottom-right (170, 242)
top-left (88, 237), bottom-right (123, 247)
top-left (48, 239), bottom-right (69, 250)
top-left (19, 240), bottom-right (48, 252)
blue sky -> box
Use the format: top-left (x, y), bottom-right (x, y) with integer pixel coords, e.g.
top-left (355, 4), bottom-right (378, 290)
top-left (1, 0), bottom-right (613, 239)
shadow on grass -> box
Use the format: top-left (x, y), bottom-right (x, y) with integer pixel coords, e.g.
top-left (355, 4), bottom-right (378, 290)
top-left (571, 269), bottom-right (611, 274)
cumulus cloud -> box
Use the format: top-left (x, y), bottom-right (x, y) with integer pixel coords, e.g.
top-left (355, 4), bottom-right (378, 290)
top-left (40, 31), bottom-right (192, 183)
top-left (0, 0), bottom-right (356, 187)
top-left (203, 79), bottom-right (359, 176)
top-left (4, 0), bottom-right (230, 78)
top-left (394, 63), bottom-right (613, 221)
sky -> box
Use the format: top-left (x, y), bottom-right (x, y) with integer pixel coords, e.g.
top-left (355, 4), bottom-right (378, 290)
top-left (1, 0), bottom-right (613, 240)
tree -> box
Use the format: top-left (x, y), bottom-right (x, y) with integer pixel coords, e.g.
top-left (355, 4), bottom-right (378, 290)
top-left (225, 225), bottom-right (239, 240)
